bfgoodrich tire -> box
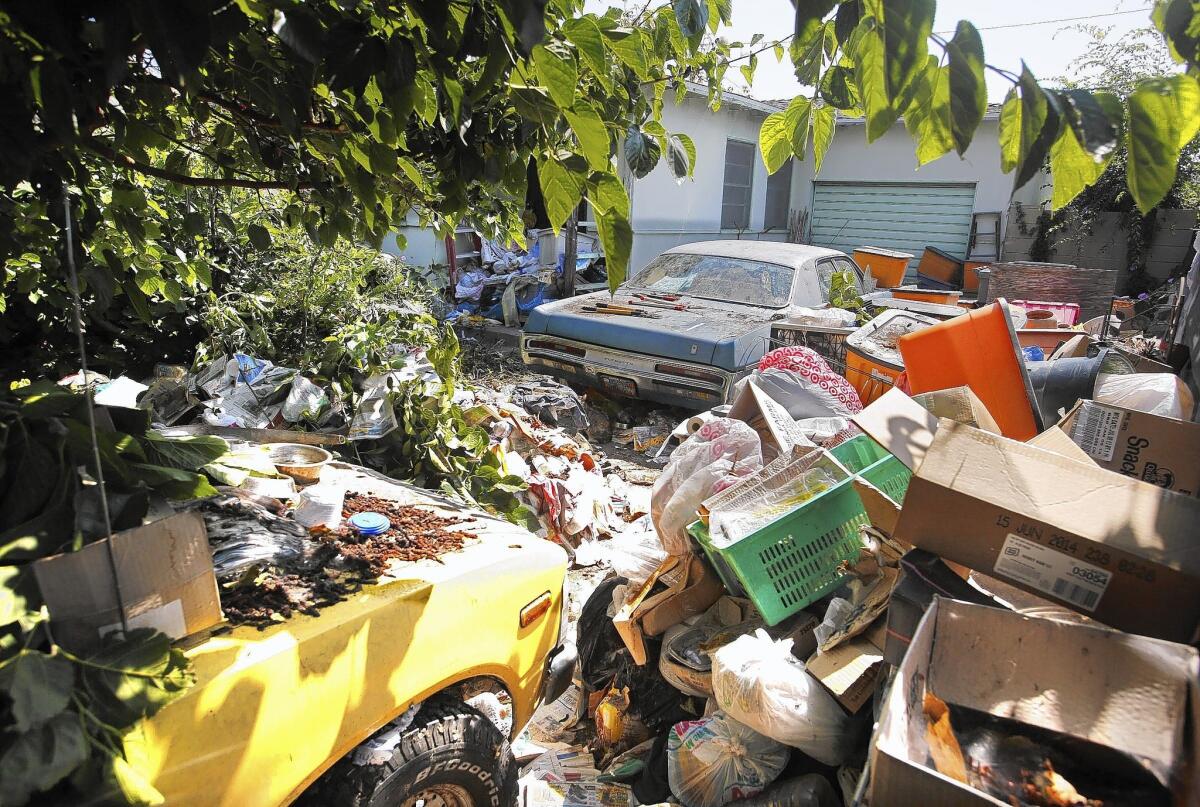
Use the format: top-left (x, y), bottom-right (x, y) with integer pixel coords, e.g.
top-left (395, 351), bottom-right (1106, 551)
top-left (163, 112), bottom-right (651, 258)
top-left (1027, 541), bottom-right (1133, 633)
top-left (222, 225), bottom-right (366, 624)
top-left (325, 695), bottom-right (518, 807)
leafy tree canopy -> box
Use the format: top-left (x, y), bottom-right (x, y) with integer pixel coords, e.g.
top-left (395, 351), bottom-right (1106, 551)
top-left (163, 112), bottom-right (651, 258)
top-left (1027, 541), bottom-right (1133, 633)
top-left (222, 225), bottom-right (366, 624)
top-left (0, 0), bottom-right (1197, 385)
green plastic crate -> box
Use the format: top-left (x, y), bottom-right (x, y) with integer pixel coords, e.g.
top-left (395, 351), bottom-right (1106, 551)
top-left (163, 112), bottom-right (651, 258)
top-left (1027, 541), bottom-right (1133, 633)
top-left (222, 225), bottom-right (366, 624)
top-left (687, 478), bottom-right (869, 626)
top-left (829, 434), bottom-right (890, 474)
top-left (833, 435), bottom-right (912, 504)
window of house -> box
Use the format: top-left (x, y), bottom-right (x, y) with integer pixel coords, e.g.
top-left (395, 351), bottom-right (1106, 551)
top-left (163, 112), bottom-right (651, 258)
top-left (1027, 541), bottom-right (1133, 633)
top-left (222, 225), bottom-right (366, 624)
top-left (721, 139), bottom-right (755, 230)
top-left (764, 160), bottom-right (793, 230)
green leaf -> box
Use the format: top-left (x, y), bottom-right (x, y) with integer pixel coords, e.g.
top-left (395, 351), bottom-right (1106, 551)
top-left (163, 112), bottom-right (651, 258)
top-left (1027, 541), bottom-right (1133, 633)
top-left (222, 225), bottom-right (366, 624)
top-left (905, 57), bottom-right (954, 166)
top-left (1127, 75), bottom-right (1200, 213)
top-left (791, 21), bottom-right (830, 85)
top-left (946, 20), bottom-right (986, 156)
top-left (537, 158), bottom-right (584, 233)
top-left (564, 104), bottom-right (611, 170)
top-left (794, 0), bottom-right (838, 47)
top-left (673, 0), bottom-right (710, 38)
top-left (122, 278), bottom-right (154, 323)
top-left (853, 17), bottom-right (900, 142)
top-left (442, 77), bottom-right (464, 124)
top-left (563, 17), bottom-right (609, 86)
top-left (82, 629), bottom-right (194, 729)
top-left (0, 651), bottom-right (75, 731)
top-left (835, 0), bottom-right (863, 43)
top-left (811, 103), bottom-right (836, 174)
top-left (1013, 64), bottom-right (1061, 191)
top-left (596, 209), bottom-right (633, 292)
top-left (0, 712), bottom-right (89, 804)
top-left (760, 110), bottom-right (795, 174)
top-left (820, 65), bottom-right (860, 110)
top-left (141, 432), bottom-right (229, 470)
top-left (1058, 89), bottom-right (1120, 160)
top-left (0, 566), bottom-right (36, 629)
top-left (607, 31), bottom-right (650, 79)
top-left (1161, 0), bottom-right (1200, 66)
top-left (532, 43), bottom-right (577, 109)
top-left (127, 463), bottom-right (219, 499)
top-left (674, 133), bottom-right (697, 178)
top-left (998, 88), bottom-right (1021, 173)
top-left (623, 126), bottom-right (662, 178)
top-left (665, 135), bottom-right (691, 179)
top-left (105, 752), bottom-right (168, 807)
top-left (247, 223), bottom-right (271, 250)
top-left (785, 96), bottom-right (813, 159)
top-left (1049, 125), bottom-right (1112, 210)
top-left (587, 172), bottom-right (630, 218)
top-left (880, 0), bottom-right (934, 104)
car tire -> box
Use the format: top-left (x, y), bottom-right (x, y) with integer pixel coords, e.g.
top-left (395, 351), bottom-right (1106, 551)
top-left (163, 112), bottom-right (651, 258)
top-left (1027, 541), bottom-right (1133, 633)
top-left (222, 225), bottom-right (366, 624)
top-left (323, 695), bottom-right (518, 807)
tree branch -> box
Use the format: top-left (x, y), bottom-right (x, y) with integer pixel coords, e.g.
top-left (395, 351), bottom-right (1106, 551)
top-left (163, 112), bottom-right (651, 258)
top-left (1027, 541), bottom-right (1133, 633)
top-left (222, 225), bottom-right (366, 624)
top-left (196, 90), bottom-right (349, 134)
top-left (85, 138), bottom-right (315, 190)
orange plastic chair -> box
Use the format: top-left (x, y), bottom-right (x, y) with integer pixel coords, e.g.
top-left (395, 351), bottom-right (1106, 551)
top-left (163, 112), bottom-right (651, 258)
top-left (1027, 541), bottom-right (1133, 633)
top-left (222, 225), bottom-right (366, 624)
top-left (897, 299), bottom-right (1042, 440)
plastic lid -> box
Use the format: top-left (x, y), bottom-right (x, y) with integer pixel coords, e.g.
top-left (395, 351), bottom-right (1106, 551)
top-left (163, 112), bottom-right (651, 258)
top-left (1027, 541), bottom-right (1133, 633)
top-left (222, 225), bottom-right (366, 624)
top-left (349, 511), bottom-right (391, 535)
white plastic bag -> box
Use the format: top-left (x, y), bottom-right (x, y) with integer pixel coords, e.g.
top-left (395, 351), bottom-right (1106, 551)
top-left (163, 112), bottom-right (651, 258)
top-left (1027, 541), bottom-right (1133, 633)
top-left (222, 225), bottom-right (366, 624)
top-left (781, 306), bottom-right (857, 328)
top-left (605, 529), bottom-right (668, 585)
top-left (282, 376), bottom-right (330, 423)
top-left (1095, 372), bottom-right (1195, 420)
top-left (711, 630), bottom-right (853, 766)
top-left (667, 711), bottom-right (788, 807)
top-left (651, 419), bottom-right (763, 555)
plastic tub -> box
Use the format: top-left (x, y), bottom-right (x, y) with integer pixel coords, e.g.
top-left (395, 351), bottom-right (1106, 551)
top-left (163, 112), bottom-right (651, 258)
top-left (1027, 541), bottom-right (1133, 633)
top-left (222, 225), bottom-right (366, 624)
top-left (853, 247), bottom-right (913, 288)
top-left (890, 286), bottom-right (963, 306)
top-left (963, 261), bottom-right (988, 293)
top-left (845, 310), bottom-right (939, 405)
top-left (917, 246), bottom-right (964, 286)
top-left (898, 299), bottom-right (1042, 440)
top-left (1010, 300), bottom-right (1081, 327)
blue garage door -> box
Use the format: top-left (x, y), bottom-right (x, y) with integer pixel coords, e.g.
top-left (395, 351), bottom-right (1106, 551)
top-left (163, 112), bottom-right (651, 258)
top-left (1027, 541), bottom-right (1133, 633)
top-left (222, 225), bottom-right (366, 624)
top-left (810, 181), bottom-right (976, 275)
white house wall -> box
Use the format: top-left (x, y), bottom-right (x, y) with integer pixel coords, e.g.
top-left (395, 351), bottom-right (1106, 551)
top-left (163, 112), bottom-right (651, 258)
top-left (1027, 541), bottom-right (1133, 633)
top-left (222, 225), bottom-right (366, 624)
top-left (627, 93), bottom-right (788, 272)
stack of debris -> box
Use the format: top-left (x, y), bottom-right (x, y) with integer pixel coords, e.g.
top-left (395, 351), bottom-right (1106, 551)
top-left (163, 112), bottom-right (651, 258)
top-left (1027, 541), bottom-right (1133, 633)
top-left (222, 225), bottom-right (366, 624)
top-left (517, 298), bottom-right (1200, 807)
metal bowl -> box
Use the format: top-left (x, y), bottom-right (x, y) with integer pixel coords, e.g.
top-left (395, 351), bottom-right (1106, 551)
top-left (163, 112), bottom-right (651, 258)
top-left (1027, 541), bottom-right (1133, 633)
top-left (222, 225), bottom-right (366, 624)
top-left (267, 443), bottom-right (332, 484)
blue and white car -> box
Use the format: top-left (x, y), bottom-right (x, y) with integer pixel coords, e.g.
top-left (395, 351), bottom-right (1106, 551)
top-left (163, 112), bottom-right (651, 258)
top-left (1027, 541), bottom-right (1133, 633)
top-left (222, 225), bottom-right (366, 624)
top-left (521, 241), bottom-right (865, 409)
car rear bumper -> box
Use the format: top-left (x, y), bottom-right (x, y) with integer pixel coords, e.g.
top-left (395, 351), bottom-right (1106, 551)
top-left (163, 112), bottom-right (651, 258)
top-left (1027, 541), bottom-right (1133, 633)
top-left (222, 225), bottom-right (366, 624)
top-left (520, 334), bottom-right (737, 409)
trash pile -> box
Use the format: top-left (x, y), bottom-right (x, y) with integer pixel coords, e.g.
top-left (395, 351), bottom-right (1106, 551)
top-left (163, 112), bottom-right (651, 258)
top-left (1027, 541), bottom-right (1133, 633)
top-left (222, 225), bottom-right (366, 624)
top-left (518, 295), bottom-right (1200, 807)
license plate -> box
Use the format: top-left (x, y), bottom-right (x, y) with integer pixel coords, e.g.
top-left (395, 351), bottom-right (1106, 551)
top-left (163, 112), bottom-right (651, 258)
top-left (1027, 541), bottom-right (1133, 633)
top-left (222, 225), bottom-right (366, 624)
top-left (599, 374), bottom-right (637, 397)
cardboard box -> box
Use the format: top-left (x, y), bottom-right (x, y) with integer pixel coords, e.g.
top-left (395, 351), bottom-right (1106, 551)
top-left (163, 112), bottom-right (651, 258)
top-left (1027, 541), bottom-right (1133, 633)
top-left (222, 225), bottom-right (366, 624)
top-left (893, 420), bottom-right (1200, 643)
top-left (1025, 423), bottom-right (1096, 465)
top-left (33, 512), bottom-right (222, 652)
top-left (1058, 399), bottom-right (1200, 496)
top-left (729, 378), bottom-right (814, 461)
top-left (806, 617), bottom-right (887, 713)
top-left (911, 386), bottom-right (1000, 434)
top-left (614, 555), bottom-right (724, 664)
top-left (870, 598), bottom-right (1199, 806)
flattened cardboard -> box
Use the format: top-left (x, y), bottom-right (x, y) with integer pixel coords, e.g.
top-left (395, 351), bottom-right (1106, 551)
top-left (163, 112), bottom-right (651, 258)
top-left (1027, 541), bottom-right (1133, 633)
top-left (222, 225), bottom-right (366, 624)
top-left (729, 379), bottom-right (813, 460)
top-left (894, 420), bottom-right (1200, 643)
top-left (851, 388), bottom-right (940, 471)
top-left (806, 618), bottom-right (886, 713)
top-left (33, 512), bottom-right (222, 652)
top-left (869, 598), bottom-right (1200, 805)
top-left (911, 386), bottom-right (1000, 434)
top-left (1026, 424), bottom-right (1096, 465)
top-left (1058, 400), bottom-right (1200, 497)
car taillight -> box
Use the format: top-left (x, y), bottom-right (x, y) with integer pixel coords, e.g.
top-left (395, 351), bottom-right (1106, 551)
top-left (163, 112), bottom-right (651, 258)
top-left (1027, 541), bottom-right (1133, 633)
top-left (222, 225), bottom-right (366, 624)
top-left (528, 339), bottom-right (585, 357)
top-left (654, 363), bottom-right (722, 385)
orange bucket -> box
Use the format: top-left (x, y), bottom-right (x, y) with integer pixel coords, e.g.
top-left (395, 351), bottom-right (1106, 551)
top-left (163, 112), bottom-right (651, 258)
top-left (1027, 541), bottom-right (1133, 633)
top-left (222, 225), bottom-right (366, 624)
top-left (963, 261), bottom-right (988, 293)
top-left (898, 299), bottom-right (1042, 439)
top-left (853, 247), bottom-right (912, 288)
top-left (845, 310), bottom-right (939, 405)
top-left (890, 287), bottom-right (962, 306)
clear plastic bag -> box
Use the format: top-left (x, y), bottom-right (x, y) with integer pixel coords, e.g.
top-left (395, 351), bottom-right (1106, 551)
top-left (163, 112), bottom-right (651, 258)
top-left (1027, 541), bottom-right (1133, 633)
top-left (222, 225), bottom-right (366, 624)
top-left (711, 630), bottom-right (853, 766)
top-left (606, 529), bottom-right (668, 586)
top-left (1095, 372), bottom-right (1195, 419)
top-left (651, 419), bottom-right (763, 555)
top-left (667, 711), bottom-right (788, 807)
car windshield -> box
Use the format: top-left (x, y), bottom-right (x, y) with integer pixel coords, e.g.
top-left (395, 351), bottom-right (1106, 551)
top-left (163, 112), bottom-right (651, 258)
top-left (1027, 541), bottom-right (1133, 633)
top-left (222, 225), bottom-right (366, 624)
top-left (624, 253), bottom-right (795, 308)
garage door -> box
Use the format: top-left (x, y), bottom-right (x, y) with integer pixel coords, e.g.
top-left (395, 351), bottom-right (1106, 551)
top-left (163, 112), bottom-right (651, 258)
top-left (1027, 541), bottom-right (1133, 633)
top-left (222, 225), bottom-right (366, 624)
top-left (809, 182), bottom-right (976, 275)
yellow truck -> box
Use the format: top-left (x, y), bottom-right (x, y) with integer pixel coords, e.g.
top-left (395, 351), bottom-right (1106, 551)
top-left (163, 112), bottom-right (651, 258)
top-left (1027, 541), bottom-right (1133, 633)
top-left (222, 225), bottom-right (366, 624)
top-left (129, 464), bottom-right (574, 807)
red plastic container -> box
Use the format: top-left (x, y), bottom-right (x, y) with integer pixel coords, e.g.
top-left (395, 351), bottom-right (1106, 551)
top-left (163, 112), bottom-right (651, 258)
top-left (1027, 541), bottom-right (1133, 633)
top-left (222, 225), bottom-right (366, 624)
top-left (1010, 299), bottom-right (1081, 327)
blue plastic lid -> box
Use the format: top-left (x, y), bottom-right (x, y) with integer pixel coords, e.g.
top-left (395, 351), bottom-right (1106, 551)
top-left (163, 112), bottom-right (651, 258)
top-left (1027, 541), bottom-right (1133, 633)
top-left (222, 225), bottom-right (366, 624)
top-left (349, 512), bottom-right (391, 536)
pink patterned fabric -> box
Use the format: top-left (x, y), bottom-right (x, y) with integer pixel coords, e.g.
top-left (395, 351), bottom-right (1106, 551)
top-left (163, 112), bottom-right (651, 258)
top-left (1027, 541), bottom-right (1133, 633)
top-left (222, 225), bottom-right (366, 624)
top-left (757, 346), bottom-right (863, 414)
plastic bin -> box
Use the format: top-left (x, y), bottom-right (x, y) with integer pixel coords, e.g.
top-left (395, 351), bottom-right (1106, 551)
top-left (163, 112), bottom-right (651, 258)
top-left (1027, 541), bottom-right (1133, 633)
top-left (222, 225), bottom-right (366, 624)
top-left (687, 438), bottom-right (913, 625)
top-left (917, 247), bottom-right (965, 287)
top-left (891, 287), bottom-right (962, 306)
top-left (1010, 300), bottom-right (1081, 327)
top-left (845, 310), bottom-right (939, 405)
top-left (687, 481), bottom-right (867, 625)
top-left (963, 261), bottom-right (988, 293)
top-left (853, 247), bottom-right (913, 288)
top-left (898, 299), bottom-right (1042, 440)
